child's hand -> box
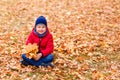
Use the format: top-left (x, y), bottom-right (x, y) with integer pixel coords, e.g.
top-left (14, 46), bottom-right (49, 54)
top-left (33, 53), bottom-right (42, 61)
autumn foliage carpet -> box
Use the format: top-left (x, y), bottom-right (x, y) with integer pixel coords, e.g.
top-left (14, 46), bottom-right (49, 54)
top-left (0, 0), bottom-right (120, 80)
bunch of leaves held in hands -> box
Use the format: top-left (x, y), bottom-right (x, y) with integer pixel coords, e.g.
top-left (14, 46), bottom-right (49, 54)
top-left (24, 43), bottom-right (38, 59)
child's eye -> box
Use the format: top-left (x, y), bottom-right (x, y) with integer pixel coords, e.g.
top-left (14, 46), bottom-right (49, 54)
top-left (38, 26), bottom-right (41, 28)
top-left (42, 26), bottom-right (45, 28)
top-left (37, 24), bottom-right (46, 28)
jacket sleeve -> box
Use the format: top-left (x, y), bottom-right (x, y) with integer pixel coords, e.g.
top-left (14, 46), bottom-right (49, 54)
top-left (41, 34), bottom-right (54, 57)
top-left (26, 32), bottom-right (34, 45)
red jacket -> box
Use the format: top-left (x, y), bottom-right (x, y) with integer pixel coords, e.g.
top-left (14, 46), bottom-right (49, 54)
top-left (26, 28), bottom-right (54, 57)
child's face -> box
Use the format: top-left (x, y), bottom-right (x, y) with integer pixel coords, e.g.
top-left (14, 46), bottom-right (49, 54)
top-left (36, 24), bottom-right (46, 34)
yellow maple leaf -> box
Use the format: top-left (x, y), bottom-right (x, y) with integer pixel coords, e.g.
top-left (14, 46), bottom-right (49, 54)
top-left (24, 43), bottom-right (38, 59)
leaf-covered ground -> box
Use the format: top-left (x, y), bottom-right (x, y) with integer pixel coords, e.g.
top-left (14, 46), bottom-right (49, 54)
top-left (0, 0), bottom-right (120, 80)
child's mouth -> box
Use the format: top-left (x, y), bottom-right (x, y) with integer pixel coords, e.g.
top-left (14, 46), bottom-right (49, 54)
top-left (38, 30), bottom-right (44, 34)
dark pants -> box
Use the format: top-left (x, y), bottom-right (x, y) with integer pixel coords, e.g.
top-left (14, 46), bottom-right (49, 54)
top-left (21, 54), bottom-right (54, 67)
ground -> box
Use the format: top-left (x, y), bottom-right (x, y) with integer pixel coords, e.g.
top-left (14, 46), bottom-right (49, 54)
top-left (0, 0), bottom-right (120, 80)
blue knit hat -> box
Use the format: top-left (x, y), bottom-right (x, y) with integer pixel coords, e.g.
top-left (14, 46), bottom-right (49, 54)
top-left (35, 16), bottom-right (47, 27)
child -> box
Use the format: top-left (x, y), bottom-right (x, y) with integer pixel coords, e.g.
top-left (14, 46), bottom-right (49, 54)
top-left (21, 16), bottom-right (54, 68)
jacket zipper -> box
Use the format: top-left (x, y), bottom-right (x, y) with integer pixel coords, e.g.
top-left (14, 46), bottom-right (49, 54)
top-left (38, 38), bottom-right (42, 53)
